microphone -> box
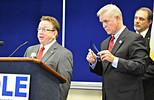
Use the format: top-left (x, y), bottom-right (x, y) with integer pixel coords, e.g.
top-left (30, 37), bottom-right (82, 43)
top-left (30, 52), bottom-right (37, 59)
top-left (0, 41), bottom-right (4, 46)
top-left (9, 41), bottom-right (29, 57)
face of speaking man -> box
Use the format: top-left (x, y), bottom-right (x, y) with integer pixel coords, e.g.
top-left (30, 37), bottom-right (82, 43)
top-left (37, 20), bottom-right (58, 46)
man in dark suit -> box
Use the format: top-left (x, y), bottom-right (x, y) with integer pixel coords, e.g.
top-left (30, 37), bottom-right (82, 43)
top-left (134, 7), bottom-right (154, 100)
top-left (24, 16), bottom-right (73, 100)
top-left (86, 4), bottom-right (149, 100)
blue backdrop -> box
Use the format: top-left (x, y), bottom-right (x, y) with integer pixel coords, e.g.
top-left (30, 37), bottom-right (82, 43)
top-left (0, 0), bottom-right (153, 82)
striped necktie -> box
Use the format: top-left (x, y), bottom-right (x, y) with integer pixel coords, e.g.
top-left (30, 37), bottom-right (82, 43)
top-left (108, 36), bottom-right (115, 52)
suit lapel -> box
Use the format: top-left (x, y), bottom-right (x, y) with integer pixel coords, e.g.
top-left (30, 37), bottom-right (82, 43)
top-left (41, 42), bottom-right (58, 62)
top-left (29, 45), bottom-right (40, 58)
top-left (111, 28), bottom-right (127, 55)
top-left (101, 36), bottom-right (111, 51)
top-left (103, 28), bottom-right (128, 73)
top-left (111, 36), bottom-right (125, 55)
top-left (144, 29), bottom-right (151, 46)
top-left (101, 37), bottom-right (111, 72)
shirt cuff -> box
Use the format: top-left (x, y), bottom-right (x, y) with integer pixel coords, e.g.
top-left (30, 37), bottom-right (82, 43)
top-left (90, 60), bottom-right (97, 69)
top-left (112, 57), bottom-right (119, 68)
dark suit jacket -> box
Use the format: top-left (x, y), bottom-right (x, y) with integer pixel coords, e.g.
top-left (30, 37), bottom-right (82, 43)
top-left (142, 29), bottom-right (154, 100)
top-left (144, 29), bottom-right (151, 50)
top-left (24, 41), bottom-right (73, 100)
top-left (90, 27), bottom-right (149, 100)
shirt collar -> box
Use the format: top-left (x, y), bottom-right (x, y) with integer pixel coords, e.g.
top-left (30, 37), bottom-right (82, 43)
top-left (136, 28), bottom-right (149, 38)
top-left (40, 40), bottom-right (56, 55)
top-left (112, 26), bottom-right (126, 42)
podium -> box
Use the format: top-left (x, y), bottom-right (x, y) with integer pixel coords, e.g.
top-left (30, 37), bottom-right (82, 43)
top-left (0, 58), bottom-right (67, 100)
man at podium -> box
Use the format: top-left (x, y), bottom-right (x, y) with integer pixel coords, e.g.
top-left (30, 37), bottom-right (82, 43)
top-left (24, 16), bottom-right (73, 100)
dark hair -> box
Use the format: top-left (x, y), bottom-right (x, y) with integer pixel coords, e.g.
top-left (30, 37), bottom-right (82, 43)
top-left (136, 7), bottom-right (153, 22)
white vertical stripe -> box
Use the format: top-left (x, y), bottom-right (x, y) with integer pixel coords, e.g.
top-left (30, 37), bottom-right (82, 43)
top-left (62, 0), bottom-right (66, 47)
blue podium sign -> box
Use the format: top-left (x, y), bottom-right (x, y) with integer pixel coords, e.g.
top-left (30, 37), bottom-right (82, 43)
top-left (0, 74), bottom-right (30, 100)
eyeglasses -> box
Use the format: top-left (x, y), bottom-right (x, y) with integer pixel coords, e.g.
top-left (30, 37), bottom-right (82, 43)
top-left (90, 40), bottom-right (100, 58)
top-left (37, 28), bottom-right (55, 32)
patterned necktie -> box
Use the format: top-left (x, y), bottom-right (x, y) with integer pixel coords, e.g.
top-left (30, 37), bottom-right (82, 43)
top-left (108, 36), bottom-right (115, 52)
top-left (36, 46), bottom-right (45, 60)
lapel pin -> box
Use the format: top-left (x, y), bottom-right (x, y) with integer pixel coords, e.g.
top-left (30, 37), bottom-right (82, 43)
top-left (50, 51), bottom-right (53, 54)
top-left (119, 40), bottom-right (122, 44)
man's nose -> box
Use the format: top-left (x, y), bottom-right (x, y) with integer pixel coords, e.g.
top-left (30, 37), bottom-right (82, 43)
top-left (103, 23), bottom-right (107, 29)
top-left (135, 18), bottom-right (140, 22)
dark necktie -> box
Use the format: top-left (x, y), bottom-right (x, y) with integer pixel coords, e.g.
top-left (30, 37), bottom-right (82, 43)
top-left (36, 46), bottom-right (45, 60)
top-left (108, 36), bottom-right (115, 52)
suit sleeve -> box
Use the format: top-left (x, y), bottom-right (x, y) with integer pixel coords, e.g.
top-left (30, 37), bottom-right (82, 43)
top-left (89, 60), bottom-right (103, 76)
top-left (57, 51), bottom-right (73, 100)
top-left (117, 35), bottom-right (149, 76)
top-left (24, 47), bottom-right (29, 57)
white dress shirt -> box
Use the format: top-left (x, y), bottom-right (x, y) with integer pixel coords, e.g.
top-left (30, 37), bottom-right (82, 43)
top-left (136, 28), bottom-right (149, 38)
top-left (39, 40), bottom-right (56, 56)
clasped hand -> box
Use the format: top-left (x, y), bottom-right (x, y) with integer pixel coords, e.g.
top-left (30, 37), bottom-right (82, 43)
top-left (86, 49), bottom-right (115, 65)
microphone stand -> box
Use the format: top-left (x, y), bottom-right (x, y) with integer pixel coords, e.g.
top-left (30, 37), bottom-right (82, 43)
top-left (9, 41), bottom-right (29, 57)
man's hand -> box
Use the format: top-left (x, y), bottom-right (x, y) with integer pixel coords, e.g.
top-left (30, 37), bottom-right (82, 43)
top-left (86, 49), bottom-right (97, 65)
top-left (98, 50), bottom-right (115, 63)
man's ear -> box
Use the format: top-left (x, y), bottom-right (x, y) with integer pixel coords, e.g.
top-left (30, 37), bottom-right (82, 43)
top-left (149, 20), bottom-right (152, 26)
top-left (116, 15), bottom-right (121, 21)
top-left (53, 31), bottom-right (58, 38)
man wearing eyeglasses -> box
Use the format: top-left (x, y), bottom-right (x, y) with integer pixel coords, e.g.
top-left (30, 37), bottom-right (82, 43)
top-left (86, 4), bottom-right (149, 100)
top-left (134, 7), bottom-right (154, 100)
top-left (24, 16), bottom-right (73, 100)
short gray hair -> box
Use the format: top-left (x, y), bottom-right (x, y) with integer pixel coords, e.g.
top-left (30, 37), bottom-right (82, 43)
top-left (97, 4), bottom-right (123, 21)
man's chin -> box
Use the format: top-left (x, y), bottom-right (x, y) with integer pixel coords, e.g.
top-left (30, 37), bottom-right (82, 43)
top-left (134, 27), bottom-right (141, 32)
top-left (107, 32), bottom-right (112, 35)
top-left (39, 41), bottom-right (45, 45)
